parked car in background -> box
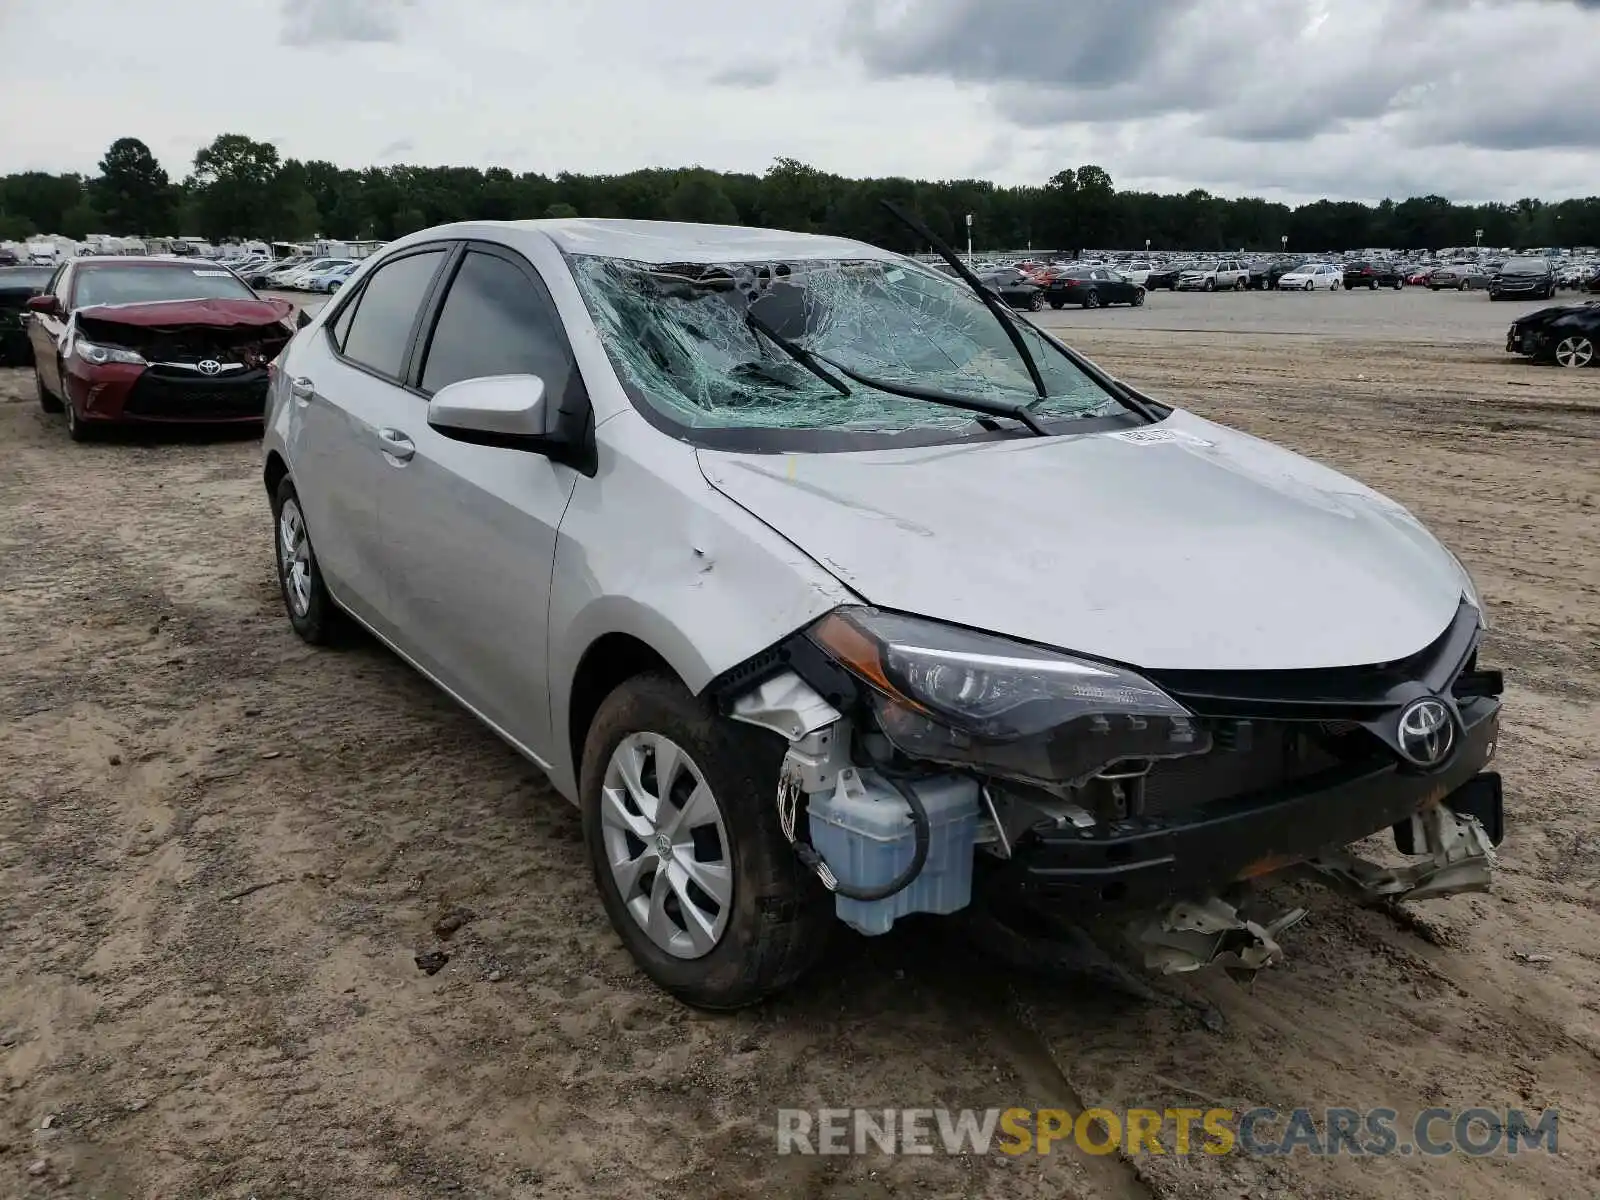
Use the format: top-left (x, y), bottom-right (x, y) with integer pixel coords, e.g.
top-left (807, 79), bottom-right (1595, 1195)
top-left (245, 258), bottom-right (303, 288)
top-left (294, 260), bottom-right (357, 291)
top-left (1342, 261), bottom-right (1405, 290)
top-left (312, 262), bottom-right (361, 293)
top-left (261, 218), bottom-right (1503, 1009)
top-left (977, 267), bottom-right (1046, 311)
top-left (1250, 259), bottom-right (1300, 290)
top-left (1406, 266), bottom-right (1436, 286)
top-left (1118, 261), bottom-right (1154, 286)
top-left (1487, 257), bottom-right (1555, 301)
top-left (1589, 268), bottom-right (1600, 294)
top-left (1276, 262), bottom-right (1343, 291)
top-left (1506, 299), bottom-right (1599, 367)
top-left (1429, 264), bottom-right (1489, 291)
top-left (1176, 259), bottom-right (1249, 291)
top-left (1143, 261), bottom-right (1193, 290)
top-left (25, 257), bottom-right (303, 440)
top-left (0, 265), bottom-right (53, 365)
top-left (1046, 267), bottom-right (1146, 308)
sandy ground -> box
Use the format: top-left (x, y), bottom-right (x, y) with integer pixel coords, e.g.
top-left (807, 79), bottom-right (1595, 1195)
top-left (2, 294), bottom-right (1598, 1199)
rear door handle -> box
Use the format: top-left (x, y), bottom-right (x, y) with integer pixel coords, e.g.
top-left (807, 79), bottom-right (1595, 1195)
top-left (290, 375), bottom-right (315, 402)
top-left (377, 427), bottom-right (415, 463)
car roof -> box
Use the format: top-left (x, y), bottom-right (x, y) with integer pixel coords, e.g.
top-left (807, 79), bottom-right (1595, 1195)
top-left (387, 218), bottom-right (895, 266)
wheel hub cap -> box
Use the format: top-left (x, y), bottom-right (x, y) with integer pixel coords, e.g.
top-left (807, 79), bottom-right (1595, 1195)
top-left (601, 732), bottom-right (732, 960)
top-left (277, 501), bottom-right (313, 617)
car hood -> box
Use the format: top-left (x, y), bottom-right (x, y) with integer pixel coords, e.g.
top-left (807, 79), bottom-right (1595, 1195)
top-left (73, 297), bottom-right (295, 328)
top-left (696, 411), bottom-right (1469, 672)
top-left (1516, 301), bottom-right (1597, 325)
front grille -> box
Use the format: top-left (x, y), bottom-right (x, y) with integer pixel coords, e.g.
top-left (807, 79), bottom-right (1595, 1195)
top-left (1140, 722), bottom-right (1379, 817)
top-left (122, 369), bottom-right (269, 419)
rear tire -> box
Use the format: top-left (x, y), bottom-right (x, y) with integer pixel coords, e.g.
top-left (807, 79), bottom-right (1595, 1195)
top-left (1027, 291), bottom-right (1044, 311)
top-left (271, 476), bottom-right (346, 645)
top-left (1303, 279), bottom-right (1314, 292)
top-left (1131, 288), bottom-right (1145, 306)
top-left (580, 673), bottom-right (831, 1009)
top-left (35, 367), bottom-right (62, 414)
top-left (1048, 299), bottom-right (1064, 310)
top-left (1083, 290), bottom-right (1100, 309)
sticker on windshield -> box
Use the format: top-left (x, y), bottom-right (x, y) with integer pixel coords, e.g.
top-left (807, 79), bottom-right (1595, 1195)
top-left (1108, 428), bottom-right (1215, 447)
top-left (884, 268), bottom-right (905, 283)
top-left (192, 269), bottom-right (231, 277)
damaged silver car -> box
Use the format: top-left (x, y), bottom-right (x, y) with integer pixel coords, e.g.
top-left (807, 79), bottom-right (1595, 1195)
top-left (261, 217), bottom-right (1504, 1009)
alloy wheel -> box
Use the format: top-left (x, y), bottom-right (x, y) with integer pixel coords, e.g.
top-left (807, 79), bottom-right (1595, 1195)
top-left (600, 732), bottom-right (732, 960)
top-left (277, 498), bottom-right (314, 618)
top-left (1554, 336), bottom-right (1594, 368)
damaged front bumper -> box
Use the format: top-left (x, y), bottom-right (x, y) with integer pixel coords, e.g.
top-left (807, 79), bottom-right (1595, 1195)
top-left (985, 695), bottom-right (1499, 914)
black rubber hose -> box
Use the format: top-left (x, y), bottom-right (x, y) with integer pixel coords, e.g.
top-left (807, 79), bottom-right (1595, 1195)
top-left (795, 770), bottom-right (932, 903)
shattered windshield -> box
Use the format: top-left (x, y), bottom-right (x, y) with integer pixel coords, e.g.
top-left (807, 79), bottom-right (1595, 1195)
top-left (569, 255), bottom-right (1118, 435)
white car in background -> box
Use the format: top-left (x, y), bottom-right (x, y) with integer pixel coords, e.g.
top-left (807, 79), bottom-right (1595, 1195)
top-left (1120, 261), bottom-right (1154, 286)
top-left (1276, 262), bottom-right (1343, 291)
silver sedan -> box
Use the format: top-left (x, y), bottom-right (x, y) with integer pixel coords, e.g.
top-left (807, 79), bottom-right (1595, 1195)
top-left (263, 219), bottom-right (1503, 1008)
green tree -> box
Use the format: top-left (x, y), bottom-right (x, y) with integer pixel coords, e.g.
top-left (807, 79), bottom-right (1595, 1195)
top-left (543, 202), bottom-right (579, 219)
top-left (92, 137), bottom-right (174, 234)
top-left (60, 200), bottom-right (103, 240)
top-left (0, 171), bottom-right (84, 234)
top-left (190, 133), bottom-right (283, 240)
top-left (664, 172), bottom-right (739, 225)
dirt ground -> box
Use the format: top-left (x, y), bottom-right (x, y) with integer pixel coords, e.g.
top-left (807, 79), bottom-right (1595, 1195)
top-left (2, 312), bottom-right (1598, 1199)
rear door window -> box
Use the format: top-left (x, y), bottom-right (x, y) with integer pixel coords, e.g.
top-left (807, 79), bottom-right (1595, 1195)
top-left (338, 249), bottom-right (447, 380)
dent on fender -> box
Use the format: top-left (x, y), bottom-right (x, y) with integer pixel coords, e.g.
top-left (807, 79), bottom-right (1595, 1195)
top-left (543, 409), bottom-right (856, 798)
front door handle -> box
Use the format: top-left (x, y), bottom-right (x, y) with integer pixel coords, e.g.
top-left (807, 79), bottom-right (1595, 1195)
top-left (377, 427), bottom-right (415, 463)
top-left (290, 375), bottom-right (315, 402)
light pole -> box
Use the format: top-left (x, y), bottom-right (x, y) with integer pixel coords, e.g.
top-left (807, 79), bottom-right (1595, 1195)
top-left (1475, 228), bottom-right (1483, 249)
top-left (966, 213), bottom-right (973, 264)
top-left (1281, 235), bottom-right (1288, 253)
top-left (1145, 238), bottom-right (1151, 255)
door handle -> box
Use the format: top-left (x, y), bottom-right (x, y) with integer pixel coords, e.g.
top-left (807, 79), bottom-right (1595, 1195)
top-left (290, 375), bottom-right (315, 402)
top-left (377, 427), bottom-right (415, 463)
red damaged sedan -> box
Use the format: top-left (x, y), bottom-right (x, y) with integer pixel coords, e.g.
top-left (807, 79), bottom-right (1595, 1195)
top-left (26, 256), bottom-right (305, 441)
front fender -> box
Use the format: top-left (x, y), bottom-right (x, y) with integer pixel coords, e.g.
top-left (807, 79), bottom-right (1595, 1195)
top-left (545, 411), bottom-right (856, 799)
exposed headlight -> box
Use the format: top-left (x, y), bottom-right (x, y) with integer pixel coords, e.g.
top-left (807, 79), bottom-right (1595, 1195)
top-left (74, 337), bottom-right (146, 366)
top-left (808, 608), bottom-right (1209, 787)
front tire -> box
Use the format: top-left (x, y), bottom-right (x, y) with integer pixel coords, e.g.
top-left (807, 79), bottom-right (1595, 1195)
top-left (1083, 290), bottom-right (1100, 309)
top-left (1048, 299), bottom-right (1064, 310)
top-left (1203, 278), bottom-right (1215, 292)
top-left (1028, 290), bottom-right (1044, 312)
top-left (62, 395), bottom-right (95, 442)
top-left (580, 673), bottom-right (831, 1009)
top-left (1303, 279), bottom-right (1314, 292)
top-left (1131, 288), bottom-right (1145, 306)
top-left (271, 476), bottom-right (345, 644)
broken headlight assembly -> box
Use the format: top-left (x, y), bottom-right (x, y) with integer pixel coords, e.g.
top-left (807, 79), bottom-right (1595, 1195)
top-left (806, 608), bottom-right (1209, 787)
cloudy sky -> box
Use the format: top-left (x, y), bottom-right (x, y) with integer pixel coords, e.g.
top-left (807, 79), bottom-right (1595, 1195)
top-left (3, 0), bottom-right (1598, 203)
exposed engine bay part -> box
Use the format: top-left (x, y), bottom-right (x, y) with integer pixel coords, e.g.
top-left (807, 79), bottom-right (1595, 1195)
top-left (1129, 895), bottom-right (1309, 980)
top-left (739, 670), bottom-right (976, 931)
top-left (1306, 803), bottom-right (1497, 903)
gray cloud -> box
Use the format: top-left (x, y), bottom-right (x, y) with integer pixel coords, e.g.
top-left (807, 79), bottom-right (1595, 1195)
top-left (279, 0), bottom-right (415, 46)
top-left (375, 137), bottom-right (415, 159)
top-left (707, 62), bottom-right (781, 88)
top-left (845, 0), bottom-right (1600, 162)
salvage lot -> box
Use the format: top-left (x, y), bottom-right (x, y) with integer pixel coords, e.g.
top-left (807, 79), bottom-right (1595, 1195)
top-left (2, 291), bottom-right (1598, 1200)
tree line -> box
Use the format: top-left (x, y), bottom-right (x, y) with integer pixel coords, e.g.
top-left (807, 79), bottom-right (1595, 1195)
top-left (4, 133), bottom-right (1599, 254)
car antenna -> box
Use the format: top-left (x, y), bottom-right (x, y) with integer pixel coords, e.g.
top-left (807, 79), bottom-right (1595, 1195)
top-left (878, 198), bottom-right (1047, 400)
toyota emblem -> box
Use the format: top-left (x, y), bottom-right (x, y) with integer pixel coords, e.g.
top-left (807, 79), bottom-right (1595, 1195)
top-left (1396, 698), bottom-right (1455, 768)
top-left (197, 359), bottom-right (222, 376)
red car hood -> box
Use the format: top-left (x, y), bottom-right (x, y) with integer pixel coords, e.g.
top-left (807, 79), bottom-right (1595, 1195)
top-left (74, 296), bottom-right (294, 328)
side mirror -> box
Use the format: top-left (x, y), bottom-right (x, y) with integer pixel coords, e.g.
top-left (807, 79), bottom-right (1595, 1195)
top-left (25, 294), bottom-right (59, 316)
top-left (296, 308), bottom-right (311, 329)
top-left (428, 374), bottom-right (549, 446)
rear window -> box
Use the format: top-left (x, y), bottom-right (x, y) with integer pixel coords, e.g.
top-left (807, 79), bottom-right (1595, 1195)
top-left (73, 265), bottom-right (255, 308)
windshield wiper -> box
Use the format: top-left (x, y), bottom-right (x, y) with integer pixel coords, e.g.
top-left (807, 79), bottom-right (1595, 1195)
top-left (808, 350), bottom-right (1049, 436)
top-left (745, 310), bottom-right (851, 397)
top-left (877, 199), bottom-right (1161, 425)
top-left (748, 286), bottom-right (1041, 434)
top-left (879, 198), bottom-right (1048, 400)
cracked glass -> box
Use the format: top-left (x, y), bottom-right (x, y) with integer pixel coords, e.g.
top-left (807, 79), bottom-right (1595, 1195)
top-left (569, 256), bottom-right (1119, 434)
